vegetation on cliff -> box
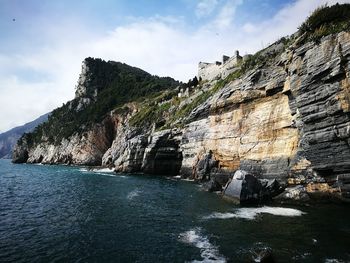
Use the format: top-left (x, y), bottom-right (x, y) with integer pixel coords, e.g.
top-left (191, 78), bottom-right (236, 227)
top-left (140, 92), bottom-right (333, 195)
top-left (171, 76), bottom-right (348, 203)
top-left (23, 58), bottom-right (179, 145)
top-left (299, 3), bottom-right (350, 43)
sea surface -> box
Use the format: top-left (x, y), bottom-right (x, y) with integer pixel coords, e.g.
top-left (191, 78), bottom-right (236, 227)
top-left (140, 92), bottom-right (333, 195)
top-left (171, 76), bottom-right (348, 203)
top-left (0, 159), bottom-right (349, 263)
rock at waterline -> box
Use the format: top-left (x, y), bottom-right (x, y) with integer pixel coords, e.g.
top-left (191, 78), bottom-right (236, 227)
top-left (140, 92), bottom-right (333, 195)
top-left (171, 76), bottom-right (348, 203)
top-left (223, 170), bottom-right (284, 204)
top-left (274, 185), bottom-right (310, 202)
top-left (193, 150), bottom-right (218, 181)
top-left (251, 246), bottom-right (275, 263)
top-left (223, 170), bottom-right (263, 204)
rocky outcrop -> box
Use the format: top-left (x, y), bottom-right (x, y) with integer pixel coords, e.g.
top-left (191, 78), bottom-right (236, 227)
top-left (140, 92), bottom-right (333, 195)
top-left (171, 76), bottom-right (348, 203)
top-left (223, 170), bottom-right (283, 204)
top-left (13, 117), bottom-right (115, 165)
top-left (102, 126), bottom-right (183, 175)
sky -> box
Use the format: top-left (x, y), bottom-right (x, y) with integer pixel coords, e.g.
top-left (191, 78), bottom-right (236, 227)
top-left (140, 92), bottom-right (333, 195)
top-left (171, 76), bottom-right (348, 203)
top-left (0, 0), bottom-right (349, 132)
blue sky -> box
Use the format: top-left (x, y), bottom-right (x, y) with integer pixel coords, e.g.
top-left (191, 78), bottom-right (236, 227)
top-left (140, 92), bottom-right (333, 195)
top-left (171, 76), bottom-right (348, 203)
top-left (0, 0), bottom-right (348, 132)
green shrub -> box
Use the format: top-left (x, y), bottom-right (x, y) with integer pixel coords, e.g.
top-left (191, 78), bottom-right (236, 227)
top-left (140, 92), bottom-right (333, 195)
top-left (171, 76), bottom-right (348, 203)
top-left (299, 3), bottom-right (350, 42)
top-left (129, 101), bottom-right (172, 128)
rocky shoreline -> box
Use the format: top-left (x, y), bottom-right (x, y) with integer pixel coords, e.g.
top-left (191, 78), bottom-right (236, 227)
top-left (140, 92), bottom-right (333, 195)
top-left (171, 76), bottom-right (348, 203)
top-left (13, 31), bottom-right (350, 203)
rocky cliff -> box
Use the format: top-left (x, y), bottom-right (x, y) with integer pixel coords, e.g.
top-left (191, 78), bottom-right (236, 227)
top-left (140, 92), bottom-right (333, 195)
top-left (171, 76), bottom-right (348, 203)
top-left (13, 4), bottom-right (350, 201)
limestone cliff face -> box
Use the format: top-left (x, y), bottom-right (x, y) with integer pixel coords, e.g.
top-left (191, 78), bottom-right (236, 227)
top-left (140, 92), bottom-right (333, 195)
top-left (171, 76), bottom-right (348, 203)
top-left (13, 117), bottom-right (114, 165)
top-left (180, 64), bottom-right (297, 180)
top-left (182, 32), bottom-right (350, 186)
top-left (13, 32), bottom-right (350, 197)
top-left (97, 32), bottom-right (350, 188)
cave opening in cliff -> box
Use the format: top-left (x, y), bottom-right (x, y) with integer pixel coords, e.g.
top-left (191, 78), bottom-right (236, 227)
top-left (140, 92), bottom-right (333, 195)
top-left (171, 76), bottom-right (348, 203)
top-left (144, 138), bottom-right (183, 176)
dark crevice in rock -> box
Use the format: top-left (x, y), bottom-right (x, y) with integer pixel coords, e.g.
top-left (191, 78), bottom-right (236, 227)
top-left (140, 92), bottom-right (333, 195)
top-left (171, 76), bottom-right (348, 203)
top-left (143, 134), bottom-right (183, 176)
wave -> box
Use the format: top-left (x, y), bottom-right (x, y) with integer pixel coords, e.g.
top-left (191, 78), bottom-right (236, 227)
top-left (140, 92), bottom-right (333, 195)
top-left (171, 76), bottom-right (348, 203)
top-left (91, 167), bottom-right (115, 173)
top-left (127, 189), bottom-right (141, 200)
top-left (203, 206), bottom-right (305, 220)
top-left (79, 167), bottom-right (117, 175)
top-left (178, 228), bottom-right (226, 263)
top-left (79, 167), bottom-right (115, 173)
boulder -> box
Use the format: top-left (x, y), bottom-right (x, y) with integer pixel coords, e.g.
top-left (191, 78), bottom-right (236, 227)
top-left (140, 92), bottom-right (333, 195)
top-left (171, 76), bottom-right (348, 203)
top-left (223, 170), bottom-right (263, 204)
top-left (251, 246), bottom-right (275, 263)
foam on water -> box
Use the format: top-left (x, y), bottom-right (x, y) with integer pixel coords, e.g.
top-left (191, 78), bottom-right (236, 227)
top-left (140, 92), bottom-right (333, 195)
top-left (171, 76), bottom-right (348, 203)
top-left (127, 189), bottom-right (141, 200)
top-left (203, 206), bottom-right (305, 220)
top-left (79, 167), bottom-right (121, 177)
top-left (79, 167), bottom-right (115, 173)
top-left (178, 228), bottom-right (226, 263)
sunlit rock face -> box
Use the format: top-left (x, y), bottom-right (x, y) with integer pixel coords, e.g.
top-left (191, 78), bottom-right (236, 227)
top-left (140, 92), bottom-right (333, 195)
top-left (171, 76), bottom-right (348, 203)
top-left (180, 32), bottom-right (350, 186)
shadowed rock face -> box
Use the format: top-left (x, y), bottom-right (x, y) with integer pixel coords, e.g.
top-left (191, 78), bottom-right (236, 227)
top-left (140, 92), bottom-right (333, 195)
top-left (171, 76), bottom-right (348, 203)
top-left (142, 135), bottom-right (183, 175)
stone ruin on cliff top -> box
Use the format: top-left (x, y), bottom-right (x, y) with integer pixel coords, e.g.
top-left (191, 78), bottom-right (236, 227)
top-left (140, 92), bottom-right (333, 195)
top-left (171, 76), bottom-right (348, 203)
top-left (198, 50), bottom-right (251, 81)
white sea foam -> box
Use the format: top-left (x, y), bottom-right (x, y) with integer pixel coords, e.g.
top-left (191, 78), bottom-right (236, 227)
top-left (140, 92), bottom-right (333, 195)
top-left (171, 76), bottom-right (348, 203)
top-left (91, 167), bottom-right (115, 173)
top-left (182, 178), bottom-right (195, 182)
top-left (79, 167), bottom-right (116, 174)
top-left (325, 259), bottom-right (346, 263)
top-left (178, 228), bottom-right (226, 263)
top-left (79, 167), bottom-right (115, 173)
top-left (203, 206), bottom-right (305, 220)
top-left (127, 189), bottom-right (141, 200)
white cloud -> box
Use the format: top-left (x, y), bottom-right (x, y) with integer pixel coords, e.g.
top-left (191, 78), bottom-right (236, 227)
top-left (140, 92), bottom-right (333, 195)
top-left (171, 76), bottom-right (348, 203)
top-left (1, 0), bottom-right (349, 132)
top-left (0, 75), bottom-right (70, 132)
top-left (242, 23), bottom-right (256, 33)
top-left (213, 0), bottom-right (243, 30)
top-left (195, 0), bottom-right (219, 18)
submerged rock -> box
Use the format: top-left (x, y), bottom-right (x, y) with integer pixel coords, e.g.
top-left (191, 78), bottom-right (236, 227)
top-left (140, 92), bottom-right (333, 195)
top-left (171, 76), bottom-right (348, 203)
top-left (251, 246), bottom-right (275, 263)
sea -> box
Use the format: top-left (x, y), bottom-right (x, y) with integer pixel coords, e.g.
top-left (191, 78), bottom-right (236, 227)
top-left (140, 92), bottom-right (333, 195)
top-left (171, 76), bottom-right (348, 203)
top-left (0, 159), bottom-right (349, 262)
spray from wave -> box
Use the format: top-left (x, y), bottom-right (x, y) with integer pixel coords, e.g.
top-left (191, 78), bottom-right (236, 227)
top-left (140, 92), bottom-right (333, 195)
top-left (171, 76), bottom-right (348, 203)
top-left (203, 206), bottom-right (305, 220)
top-left (178, 228), bottom-right (226, 263)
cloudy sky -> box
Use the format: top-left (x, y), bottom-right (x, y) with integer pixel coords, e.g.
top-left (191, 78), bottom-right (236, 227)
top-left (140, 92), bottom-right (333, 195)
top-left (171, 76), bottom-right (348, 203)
top-left (0, 0), bottom-right (348, 132)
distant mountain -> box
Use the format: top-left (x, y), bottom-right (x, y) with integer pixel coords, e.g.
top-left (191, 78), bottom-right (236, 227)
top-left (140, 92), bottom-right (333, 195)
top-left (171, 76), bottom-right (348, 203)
top-left (0, 113), bottom-right (49, 159)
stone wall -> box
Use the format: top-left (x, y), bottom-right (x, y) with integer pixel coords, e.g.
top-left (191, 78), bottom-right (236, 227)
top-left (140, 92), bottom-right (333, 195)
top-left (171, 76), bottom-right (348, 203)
top-left (198, 51), bottom-right (242, 81)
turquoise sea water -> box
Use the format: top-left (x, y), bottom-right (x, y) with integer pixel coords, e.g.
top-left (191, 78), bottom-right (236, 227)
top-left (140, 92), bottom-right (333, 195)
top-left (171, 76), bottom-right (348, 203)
top-left (0, 159), bottom-right (349, 262)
